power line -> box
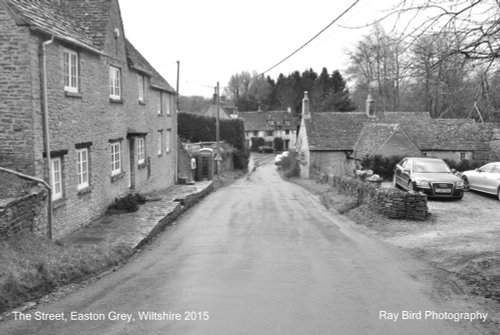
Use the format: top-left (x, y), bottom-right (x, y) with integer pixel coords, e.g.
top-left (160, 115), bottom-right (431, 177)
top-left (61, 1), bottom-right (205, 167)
top-left (259, 0), bottom-right (360, 76)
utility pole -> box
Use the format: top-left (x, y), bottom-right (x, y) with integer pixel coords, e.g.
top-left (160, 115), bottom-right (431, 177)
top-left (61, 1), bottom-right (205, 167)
top-left (215, 82), bottom-right (220, 175)
top-left (176, 61), bottom-right (180, 111)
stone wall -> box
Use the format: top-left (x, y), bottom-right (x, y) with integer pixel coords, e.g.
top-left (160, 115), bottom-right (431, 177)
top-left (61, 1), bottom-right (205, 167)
top-left (0, 171), bottom-right (47, 236)
top-left (328, 175), bottom-right (429, 221)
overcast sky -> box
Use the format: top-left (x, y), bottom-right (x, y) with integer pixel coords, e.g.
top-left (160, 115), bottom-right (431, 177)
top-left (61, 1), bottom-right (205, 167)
top-left (119, 0), bottom-right (400, 97)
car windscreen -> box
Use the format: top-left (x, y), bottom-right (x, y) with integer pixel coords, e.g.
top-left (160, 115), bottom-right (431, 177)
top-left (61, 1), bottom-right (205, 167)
top-left (413, 160), bottom-right (451, 173)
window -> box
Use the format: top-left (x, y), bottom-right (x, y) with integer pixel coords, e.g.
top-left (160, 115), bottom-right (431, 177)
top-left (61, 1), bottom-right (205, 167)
top-left (459, 152), bottom-right (466, 160)
top-left (157, 130), bottom-right (163, 155)
top-left (63, 49), bottom-right (78, 93)
top-left (267, 131), bottom-right (273, 136)
top-left (109, 66), bottom-right (121, 99)
top-left (137, 137), bottom-right (145, 164)
top-left (138, 75), bottom-right (145, 103)
top-left (253, 131), bottom-right (258, 136)
top-left (285, 130), bottom-right (290, 135)
top-left (51, 157), bottom-right (63, 200)
top-left (165, 130), bottom-right (171, 153)
top-left (165, 94), bottom-right (171, 115)
top-left (76, 148), bottom-right (89, 190)
top-left (110, 142), bottom-right (121, 175)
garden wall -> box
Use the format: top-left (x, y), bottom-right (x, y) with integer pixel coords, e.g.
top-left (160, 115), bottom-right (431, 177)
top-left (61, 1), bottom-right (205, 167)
top-left (0, 189), bottom-right (47, 236)
top-left (327, 174), bottom-right (429, 221)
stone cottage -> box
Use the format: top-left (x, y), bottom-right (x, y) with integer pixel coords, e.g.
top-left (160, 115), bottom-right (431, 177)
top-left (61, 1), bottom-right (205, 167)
top-left (240, 109), bottom-right (297, 151)
top-left (296, 91), bottom-right (500, 178)
top-left (0, 0), bottom-right (177, 237)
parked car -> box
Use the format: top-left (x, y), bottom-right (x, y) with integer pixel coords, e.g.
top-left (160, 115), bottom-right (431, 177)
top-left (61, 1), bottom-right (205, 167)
top-left (257, 146), bottom-right (274, 153)
top-left (393, 157), bottom-right (464, 199)
top-left (461, 162), bottom-right (500, 200)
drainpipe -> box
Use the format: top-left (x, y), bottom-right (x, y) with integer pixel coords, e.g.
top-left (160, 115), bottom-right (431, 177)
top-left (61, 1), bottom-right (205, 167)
top-left (42, 36), bottom-right (55, 239)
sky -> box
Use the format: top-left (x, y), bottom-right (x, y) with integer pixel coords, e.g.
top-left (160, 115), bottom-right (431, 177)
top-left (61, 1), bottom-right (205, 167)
top-left (119, 0), bottom-right (401, 98)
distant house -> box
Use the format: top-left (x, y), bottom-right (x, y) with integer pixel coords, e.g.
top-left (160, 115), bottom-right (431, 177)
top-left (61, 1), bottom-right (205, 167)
top-left (0, 0), bottom-right (177, 237)
top-left (240, 110), bottom-right (298, 150)
top-left (296, 92), bottom-right (500, 178)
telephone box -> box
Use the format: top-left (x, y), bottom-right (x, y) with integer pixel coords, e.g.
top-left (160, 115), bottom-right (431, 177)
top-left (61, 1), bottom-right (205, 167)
top-left (197, 148), bottom-right (214, 181)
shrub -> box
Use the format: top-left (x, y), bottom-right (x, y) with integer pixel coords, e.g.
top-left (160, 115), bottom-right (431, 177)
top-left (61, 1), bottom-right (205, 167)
top-left (360, 155), bottom-right (406, 180)
top-left (108, 193), bottom-right (146, 213)
top-left (250, 137), bottom-right (265, 152)
top-left (443, 158), bottom-right (486, 172)
top-left (233, 149), bottom-right (250, 170)
top-left (273, 137), bottom-right (284, 151)
top-left (277, 150), bottom-right (299, 177)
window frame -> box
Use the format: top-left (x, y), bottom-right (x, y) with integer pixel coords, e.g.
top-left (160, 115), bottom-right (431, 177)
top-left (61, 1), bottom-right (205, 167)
top-left (76, 148), bottom-right (89, 190)
top-left (109, 66), bottom-right (122, 100)
top-left (63, 48), bottom-right (79, 93)
top-left (138, 74), bottom-right (145, 103)
top-left (110, 142), bottom-right (122, 176)
top-left (165, 129), bottom-right (171, 154)
top-left (51, 157), bottom-right (63, 200)
top-left (157, 130), bottom-right (164, 156)
top-left (137, 137), bottom-right (145, 164)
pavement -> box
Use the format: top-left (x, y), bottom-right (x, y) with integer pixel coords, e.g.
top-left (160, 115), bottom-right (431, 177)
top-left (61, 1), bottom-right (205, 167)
top-left (61, 181), bottom-right (214, 251)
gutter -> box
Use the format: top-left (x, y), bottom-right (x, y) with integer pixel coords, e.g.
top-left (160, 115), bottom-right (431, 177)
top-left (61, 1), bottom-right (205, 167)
top-left (42, 36), bottom-right (54, 239)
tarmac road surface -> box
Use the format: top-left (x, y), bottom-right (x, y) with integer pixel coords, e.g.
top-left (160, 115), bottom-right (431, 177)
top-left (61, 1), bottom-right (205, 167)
top-left (0, 156), bottom-right (486, 334)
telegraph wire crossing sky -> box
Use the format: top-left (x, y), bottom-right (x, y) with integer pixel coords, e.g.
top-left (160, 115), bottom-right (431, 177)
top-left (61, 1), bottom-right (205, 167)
top-left (119, 0), bottom-right (399, 97)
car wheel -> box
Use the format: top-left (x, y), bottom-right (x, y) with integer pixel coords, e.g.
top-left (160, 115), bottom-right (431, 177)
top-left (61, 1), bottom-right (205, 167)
top-left (407, 180), bottom-right (414, 192)
top-left (462, 176), bottom-right (470, 192)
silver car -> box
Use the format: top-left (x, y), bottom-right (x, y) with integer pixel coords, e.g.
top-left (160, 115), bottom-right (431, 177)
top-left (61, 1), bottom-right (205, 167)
top-left (461, 162), bottom-right (500, 200)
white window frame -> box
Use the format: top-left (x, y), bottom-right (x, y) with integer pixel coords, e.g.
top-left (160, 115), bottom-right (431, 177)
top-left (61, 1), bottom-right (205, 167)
top-left (165, 93), bottom-right (171, 115)
top-left (138, 75), bottom-right (145, 103)
top-left (76, 148), bottom-right (89, 190)
top-left (109, 66), bottom-right (121, 100)
top-left (165, 129), bottom-right (171, 154)
top-left (158, 92), bottom-right (164, 115)
top-left (110, 142), bottom-right (121, 176)
top-left (63, 49), bottom-right (79, 93)
top-left (157, 130), bottom-right (163, 156)
top-left (51, 157), bottom-right (63, 200)
top-left (137, 137), bottom-right (145, 164)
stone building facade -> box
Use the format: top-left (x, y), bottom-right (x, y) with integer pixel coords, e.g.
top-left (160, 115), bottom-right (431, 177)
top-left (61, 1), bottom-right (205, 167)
top-left (0, 0), bottom-right (177, 237)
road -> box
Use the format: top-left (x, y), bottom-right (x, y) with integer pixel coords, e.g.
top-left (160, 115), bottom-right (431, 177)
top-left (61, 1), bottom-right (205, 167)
top-left (0, 155), bottom-right (485, 334)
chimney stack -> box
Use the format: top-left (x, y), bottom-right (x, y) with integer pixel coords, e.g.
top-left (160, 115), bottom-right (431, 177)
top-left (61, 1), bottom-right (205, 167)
top-left (302, 91), bottom-right (310, 120)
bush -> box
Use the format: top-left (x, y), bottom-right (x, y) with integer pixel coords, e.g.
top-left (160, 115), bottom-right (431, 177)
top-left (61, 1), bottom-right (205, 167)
top-left (108, 193), bottom-right (146, 213)
top-left (443, 158), bottom-right (486, 172)
top-left (277, 150), bottom-right (299, 177)
top-left (178, 112), bottom-right (246, 150)
top-left (273, 137), bottom-right (284, 151)
top-left (360, 155), bottom-right (406, 180)
top-left (250, 137), bottom-right (265, 152)
top-left (233, 149), bottom-right (250, 170)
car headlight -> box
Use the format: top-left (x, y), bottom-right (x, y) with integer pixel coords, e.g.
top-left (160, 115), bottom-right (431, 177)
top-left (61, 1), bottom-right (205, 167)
top-left (414, 181), bottom-right (431, 189)
top-left (455, 180), bottom-right (464, 189)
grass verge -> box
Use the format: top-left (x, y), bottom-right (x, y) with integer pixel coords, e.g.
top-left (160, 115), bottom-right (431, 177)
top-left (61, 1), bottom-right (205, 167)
top-left (0, 234), bottom-right (131, 314)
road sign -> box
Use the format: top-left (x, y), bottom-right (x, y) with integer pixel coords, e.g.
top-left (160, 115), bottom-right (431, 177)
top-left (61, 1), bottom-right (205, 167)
top-left (214, 153), bottom-right (223, 161)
